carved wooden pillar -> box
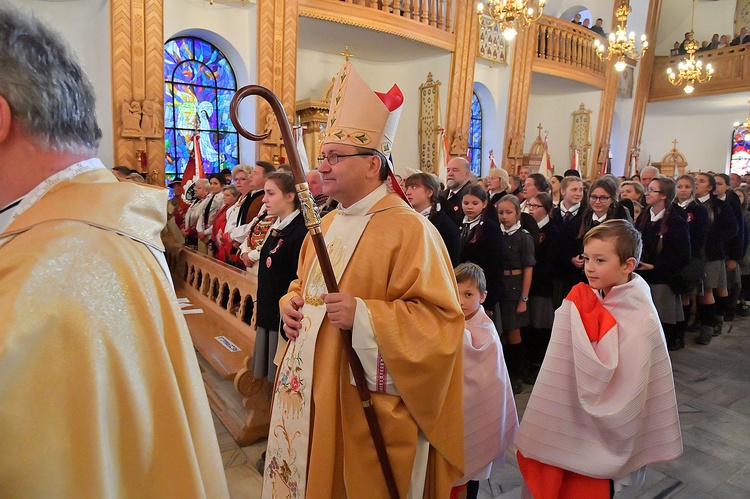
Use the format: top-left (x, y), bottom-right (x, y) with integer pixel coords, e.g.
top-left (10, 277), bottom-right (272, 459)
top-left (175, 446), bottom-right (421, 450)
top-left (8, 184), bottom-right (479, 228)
top-left (256, 0), bottom-right (298, 164)
top-left (111, 0), bottom-right (165, 185)
top-left (591, 61), bottom-right (618, 180)
top-left (503, 24), bottom-right (535, 173)
top-left (445, 0), bottom-right (479, 166)
top-left (626, 0), bottom-right (662, 176)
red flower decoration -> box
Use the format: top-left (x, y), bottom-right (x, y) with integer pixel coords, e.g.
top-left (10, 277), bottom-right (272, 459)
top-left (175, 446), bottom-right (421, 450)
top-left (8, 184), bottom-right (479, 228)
top-left (290, 376), bottom-right (300, 392)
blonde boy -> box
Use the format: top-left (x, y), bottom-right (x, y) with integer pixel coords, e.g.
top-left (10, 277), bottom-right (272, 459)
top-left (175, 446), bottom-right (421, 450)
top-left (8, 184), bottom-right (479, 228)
top-left (515, 220), bottom-right (682, 498)
top-left (454, 263), bottom-right (518, 498)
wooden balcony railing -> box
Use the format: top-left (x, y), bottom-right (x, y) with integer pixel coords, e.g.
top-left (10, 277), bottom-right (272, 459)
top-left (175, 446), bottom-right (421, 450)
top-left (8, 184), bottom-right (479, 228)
top-left (649, 44), bottom-right (750, 102)
top-left (299, 0), bottom-right (456, 50)
top-left (532, 15), bottom-right (608, 89)
top-left (166, 244), bottom-right (271, 445)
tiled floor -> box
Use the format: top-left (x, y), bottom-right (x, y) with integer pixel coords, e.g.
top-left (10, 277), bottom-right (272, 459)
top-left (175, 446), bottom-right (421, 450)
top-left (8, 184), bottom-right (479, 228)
top-left (216, 316), bottom-right (750, 498)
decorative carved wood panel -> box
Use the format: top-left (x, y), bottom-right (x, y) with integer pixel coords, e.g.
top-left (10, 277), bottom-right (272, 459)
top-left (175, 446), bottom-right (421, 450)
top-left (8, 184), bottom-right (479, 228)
top-left (111, 0), bottom-right (165, 185)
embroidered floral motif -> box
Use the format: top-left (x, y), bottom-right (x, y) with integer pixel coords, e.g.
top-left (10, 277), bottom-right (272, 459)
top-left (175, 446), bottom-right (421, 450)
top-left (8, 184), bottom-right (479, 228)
top-left (275, 339), bottom-right (307, 417)
top-left (266, 412), bottom-right (302, 499)
top-left (304, 236), bottom-right (346, 306)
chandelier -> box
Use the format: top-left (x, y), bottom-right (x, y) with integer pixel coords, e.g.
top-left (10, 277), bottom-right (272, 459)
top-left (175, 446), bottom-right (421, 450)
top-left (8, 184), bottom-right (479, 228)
top-left (593, 0), bottom-right (648, 72)
top-left (477, 0), bottom-right (547, 41)
top-left (666, 0), bottom-right (713, 93)
top-left (734, 101), bottom-right (750, 141)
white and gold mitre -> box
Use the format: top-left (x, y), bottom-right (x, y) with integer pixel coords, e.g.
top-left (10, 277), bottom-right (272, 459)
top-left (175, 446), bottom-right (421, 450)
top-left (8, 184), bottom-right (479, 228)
top-left (323, 61), bottom-right (404, 156)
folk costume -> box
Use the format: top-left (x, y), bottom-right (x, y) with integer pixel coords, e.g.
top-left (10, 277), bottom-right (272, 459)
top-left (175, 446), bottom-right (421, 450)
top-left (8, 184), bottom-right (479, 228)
top-left (262, 62), bottom-right (464, 499)
top-left (515, 276), bottom-right (682, 497)
top-left (0, 162), bottom-right (228, 498)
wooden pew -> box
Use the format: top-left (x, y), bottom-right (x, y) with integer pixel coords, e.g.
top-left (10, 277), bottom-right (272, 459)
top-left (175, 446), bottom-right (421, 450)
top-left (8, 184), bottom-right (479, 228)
top-left (166, 243), bottom-right (271, 445)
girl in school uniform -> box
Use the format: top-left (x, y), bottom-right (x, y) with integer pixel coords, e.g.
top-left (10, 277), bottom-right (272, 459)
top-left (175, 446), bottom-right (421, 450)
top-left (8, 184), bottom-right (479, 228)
top-left (497, 195), bottom-right (535, 394)
top-left (459, 185), bottom-right (505, 324)
top-left (524, 192), bottom-right (559, 383)
top-left (253, 172), bottom-right (307, 382)
top-left (673, 174), bottom-right (709, 350)
top-left (636, 177), bottom-right (691, 348)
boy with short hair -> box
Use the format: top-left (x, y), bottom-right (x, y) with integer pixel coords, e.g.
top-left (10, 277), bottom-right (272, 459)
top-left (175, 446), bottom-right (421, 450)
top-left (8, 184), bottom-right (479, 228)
top-left (515, 220), bottom-right (682, 498)
top-left (453, 263), bottom-right (519, 499)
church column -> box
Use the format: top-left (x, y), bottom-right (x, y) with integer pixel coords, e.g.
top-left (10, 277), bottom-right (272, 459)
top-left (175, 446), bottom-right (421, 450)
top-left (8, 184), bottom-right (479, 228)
top-left (626, 0), bottom-right (663, 176)
top-left (256, 0), bottom-right (299, 164)
top-left (502, 25), bottom-right (535, 174)
top-left (111, 0), bottom-right (165, 185)
top-left (445, 0), bottom-right (479, 165)
top-left (591, 62), bottom-right (618, 180)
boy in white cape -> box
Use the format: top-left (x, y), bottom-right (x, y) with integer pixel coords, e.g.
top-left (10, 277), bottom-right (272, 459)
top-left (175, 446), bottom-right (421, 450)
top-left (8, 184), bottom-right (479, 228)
top-left (515, 220), bottom-right (682, 498)
top-left (453, 263), bottom-right (519, 499)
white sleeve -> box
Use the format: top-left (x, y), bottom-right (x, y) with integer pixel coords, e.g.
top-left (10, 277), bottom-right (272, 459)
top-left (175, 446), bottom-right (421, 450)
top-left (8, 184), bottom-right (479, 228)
top-left (230, 223), bottom-right (251, 244)
top-left (350, 297), bottom-right (397, 395)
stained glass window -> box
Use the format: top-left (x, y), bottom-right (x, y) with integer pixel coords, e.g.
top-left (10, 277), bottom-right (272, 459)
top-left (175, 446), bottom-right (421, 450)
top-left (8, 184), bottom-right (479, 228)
top-left (731, 127), bottom-right (750, 175)
top-left (467, 93), bottom-right (482, 176)
top-left (164, 37), bottom-right (239, 181)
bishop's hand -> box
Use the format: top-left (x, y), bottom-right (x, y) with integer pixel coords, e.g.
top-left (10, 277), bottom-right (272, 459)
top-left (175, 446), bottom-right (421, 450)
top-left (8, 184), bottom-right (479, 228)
top-left (322, 292), bottom-right (357, 330)
top-left (282, 296), bottom-right (305, 339)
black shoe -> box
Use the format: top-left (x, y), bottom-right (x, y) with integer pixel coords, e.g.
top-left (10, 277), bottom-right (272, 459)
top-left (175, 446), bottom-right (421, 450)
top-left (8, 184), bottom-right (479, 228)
top-left (667, 337), bottom-right (685, 351)
top-left (698, 326), bottom-right (713, 345)
top-left (737, 306), bottom-right (750, 317)
top-left (511, 377), bottom-right (523, 395)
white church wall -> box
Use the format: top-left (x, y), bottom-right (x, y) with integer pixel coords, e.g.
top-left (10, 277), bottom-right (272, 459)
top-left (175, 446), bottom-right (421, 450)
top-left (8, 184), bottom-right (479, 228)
top-left (474, 57), bottom-right (512, 175)
top-left (525, 73), bottom-right (602, 176)
top-left (641, 94), bottom-right (750, 174)
top-left (655, 0), bottom-right (736, 55)
top-left (7, 0), bottom-right (114, 166)
top-left (296, 47), bottom-right (452, 176)
top-left (164, 0), bottom-right (257, 163)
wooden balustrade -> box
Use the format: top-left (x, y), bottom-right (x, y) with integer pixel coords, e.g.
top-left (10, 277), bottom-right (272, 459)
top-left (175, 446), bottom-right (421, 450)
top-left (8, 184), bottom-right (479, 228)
top-left (166, 243), bottom-right (272, 446)
top-left (649, 45), bottom-right (750, 102)
top-left (531, 15), bottom-right (608, 89)
top-left (299, 0), bottom-right (455, 50)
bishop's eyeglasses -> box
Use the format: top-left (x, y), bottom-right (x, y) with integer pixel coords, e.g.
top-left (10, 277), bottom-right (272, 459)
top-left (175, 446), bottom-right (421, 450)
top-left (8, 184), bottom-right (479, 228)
top-left (317, 152), bottom-right (373, 165)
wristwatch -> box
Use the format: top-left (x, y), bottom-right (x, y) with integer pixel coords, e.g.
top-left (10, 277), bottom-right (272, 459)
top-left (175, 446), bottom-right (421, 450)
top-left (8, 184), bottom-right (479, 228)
top-left (521, 295), bottom-right (529, 302)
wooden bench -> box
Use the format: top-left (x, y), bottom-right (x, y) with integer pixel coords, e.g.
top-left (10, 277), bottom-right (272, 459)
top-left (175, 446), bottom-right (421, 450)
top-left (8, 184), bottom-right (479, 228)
top-left (166, 244), bottom-right (271, 445)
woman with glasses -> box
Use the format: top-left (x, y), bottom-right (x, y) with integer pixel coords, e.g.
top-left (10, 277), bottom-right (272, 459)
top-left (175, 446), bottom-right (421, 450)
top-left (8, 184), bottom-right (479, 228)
top-left (636, 177), bottom-right (691, 348)
top-left (524, 192), bottom-right (559, 384)
top-left (672, 174), bottom-right (709, 350)
top-left (573, 176), bottom-right (632, 264)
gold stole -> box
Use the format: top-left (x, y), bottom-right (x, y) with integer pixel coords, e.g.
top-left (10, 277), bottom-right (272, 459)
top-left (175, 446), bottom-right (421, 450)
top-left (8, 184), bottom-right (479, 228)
top-left (262, 211), bottom-right (373, 498)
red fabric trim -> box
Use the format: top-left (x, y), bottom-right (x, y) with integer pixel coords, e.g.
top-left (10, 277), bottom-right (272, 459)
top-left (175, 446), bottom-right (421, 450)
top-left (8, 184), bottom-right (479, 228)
top-left (565, 283), bottom-right (617, 342)
top-left (517, 451), bottom-right (610, 499)
top-left (374, 84), bottom-right (404, 111)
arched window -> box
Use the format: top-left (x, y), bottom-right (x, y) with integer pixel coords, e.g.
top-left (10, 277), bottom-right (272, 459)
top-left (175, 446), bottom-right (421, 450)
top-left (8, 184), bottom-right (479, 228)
top-left (467, 93), bottom-right (482, 176)
top-left (731, 127), bottom-right (750, 175)
top-left (164, 36), bottom-right (239, 181)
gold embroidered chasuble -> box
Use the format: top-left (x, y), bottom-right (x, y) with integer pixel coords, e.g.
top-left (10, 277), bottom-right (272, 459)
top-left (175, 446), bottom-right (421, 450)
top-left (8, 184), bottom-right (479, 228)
top-left (0, 170), bottom-right (228, 498)
top-left (275, 191), bottom-right (465, 498)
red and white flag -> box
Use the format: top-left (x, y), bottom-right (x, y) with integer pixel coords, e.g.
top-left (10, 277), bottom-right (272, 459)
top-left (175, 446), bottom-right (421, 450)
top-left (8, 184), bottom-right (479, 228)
top-left (571, 148), bottom-right (579, 171)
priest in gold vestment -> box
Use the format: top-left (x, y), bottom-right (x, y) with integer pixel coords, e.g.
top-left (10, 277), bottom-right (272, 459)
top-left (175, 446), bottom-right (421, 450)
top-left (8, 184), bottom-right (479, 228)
top-left (267, 62), bottom-right (465, 498)
top-left (0, 7), bottom-right (227, 497)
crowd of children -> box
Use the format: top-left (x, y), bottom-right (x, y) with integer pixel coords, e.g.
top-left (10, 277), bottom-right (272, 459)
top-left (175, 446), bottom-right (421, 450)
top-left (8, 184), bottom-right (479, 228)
top-left (169, 160), bottom-right (750, 497)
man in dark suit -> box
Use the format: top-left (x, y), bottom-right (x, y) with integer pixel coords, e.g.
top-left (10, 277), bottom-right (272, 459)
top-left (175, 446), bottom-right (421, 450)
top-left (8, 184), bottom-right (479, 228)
top-left (707, 33), bottom-right (720, 50)
top-left (440, 156), bottom-right (473, 226)
top-left (590, 18), bottom-right (606, 37)
top-left (731, 27), bottom-right (750, 46)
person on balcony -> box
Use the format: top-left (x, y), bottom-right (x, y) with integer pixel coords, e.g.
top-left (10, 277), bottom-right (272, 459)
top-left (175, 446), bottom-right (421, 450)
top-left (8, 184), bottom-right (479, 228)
top-left (731, 27), bottom-right (750, 46)
top-left (590, 18), bottom-right (606, 37)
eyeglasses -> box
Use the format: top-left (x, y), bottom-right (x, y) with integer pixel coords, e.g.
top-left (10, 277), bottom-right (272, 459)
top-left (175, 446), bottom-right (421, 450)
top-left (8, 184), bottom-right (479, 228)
top-left (589, 195), bottom-right (612, 203)
top-left (317, 152), bottom-right (373, 165)
top-left (526, 203), bottom-right (544, 209)
top-left (645, 188), bottom-right (662, 194)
